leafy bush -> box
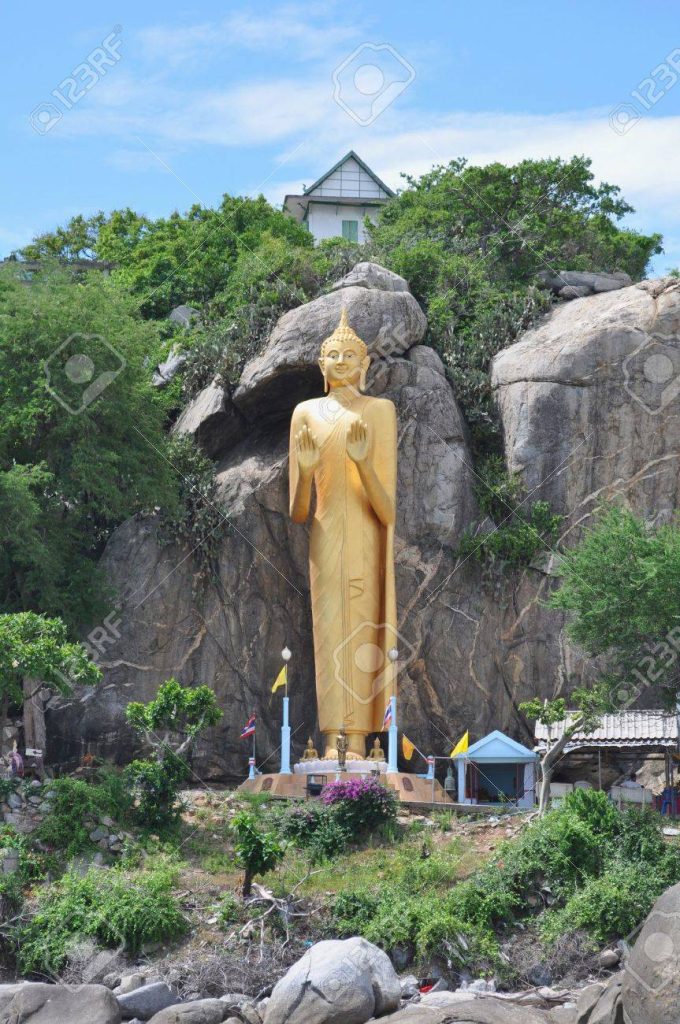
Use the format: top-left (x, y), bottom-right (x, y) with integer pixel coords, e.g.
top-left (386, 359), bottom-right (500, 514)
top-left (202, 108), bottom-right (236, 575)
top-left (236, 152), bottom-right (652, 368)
top-left (16, 863), bottom-right (187, 975)
top-left (562, 788), bottom-right (621, 837)
top-left (232, 811), bottom-right (285, 896)
top-left (271, 803), bottom-right (350, 863)
top-left (541, 859), bottom-right (668, 945)
top-left (457, 457), bottom-right (562, 567)
top-left (218, 891), bottom-right (241, 929)
top-left (37, 772), bottom-right (134, 857)
top-left (321, 776), bottom-right (397, 834)
top-left (125, 754), bottom-right (188, 832)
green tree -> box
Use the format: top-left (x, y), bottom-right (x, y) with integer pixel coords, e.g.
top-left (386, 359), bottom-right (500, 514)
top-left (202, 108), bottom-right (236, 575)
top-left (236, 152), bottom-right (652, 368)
top-left (18, 196), bottom-right (313, 318)
top-left (368, 156), bottom-right (662, 451)
top-left (0, 264), bottom-right (179, 627)
top-left (232, 810), bottom-right (285, 897)
top-left (520, 690), bottom-right (607, 814)
top-left (0, 612), bottom-right (101, 754)
top-left (125, 678), bottom-right (222, 829)
top-left (549, 505), bottom-right (680, 702)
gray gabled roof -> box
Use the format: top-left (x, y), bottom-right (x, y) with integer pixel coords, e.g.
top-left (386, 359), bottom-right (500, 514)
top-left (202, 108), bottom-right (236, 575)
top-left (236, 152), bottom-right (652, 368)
top-left (534, 711), bottom-right (678, 751)
top-left (303, 151), bottom-right (395, 198)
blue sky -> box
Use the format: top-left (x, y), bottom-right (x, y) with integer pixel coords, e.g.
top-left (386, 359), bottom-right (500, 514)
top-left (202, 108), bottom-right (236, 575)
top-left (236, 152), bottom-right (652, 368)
top-left (2, 0), bottom-right (680, 272)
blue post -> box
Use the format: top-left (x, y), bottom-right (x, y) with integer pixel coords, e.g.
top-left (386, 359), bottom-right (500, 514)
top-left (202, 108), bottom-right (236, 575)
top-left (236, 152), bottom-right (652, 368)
top-left (426, 755), bottom-right (435, 780)
top-left (280, 696), bottom-right (292, 774)
top-left (387, 695), bottom-right (398, 775)
top-left (456, 756), bottom-right (468, 803)
top-left (248, 757), bottom-right (256, 780)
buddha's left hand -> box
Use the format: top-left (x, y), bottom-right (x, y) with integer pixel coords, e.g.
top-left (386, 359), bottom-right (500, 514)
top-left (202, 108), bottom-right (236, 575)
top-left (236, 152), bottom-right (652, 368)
top-left (346, 419), bottom-right (369, 464)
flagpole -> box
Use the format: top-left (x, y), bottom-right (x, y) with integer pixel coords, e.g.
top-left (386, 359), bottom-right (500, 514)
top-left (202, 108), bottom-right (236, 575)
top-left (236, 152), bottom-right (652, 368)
top-left (280, 647), bottom-right (292, 775)
top-left (387, 648), bottom-right (399, 775)
top-left (248, 720), bottom-right (256, 780)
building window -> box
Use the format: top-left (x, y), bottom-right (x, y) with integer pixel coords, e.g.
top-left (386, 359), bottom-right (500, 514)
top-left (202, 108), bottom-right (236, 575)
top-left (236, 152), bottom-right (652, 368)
top-left (341, 220), bottom-right (359, 242)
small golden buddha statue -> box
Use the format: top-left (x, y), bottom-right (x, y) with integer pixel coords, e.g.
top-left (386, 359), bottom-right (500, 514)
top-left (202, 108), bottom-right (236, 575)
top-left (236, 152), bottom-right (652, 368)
top-left (336, 727), bottom-right (348, 771)
top-left (301, 737), bottom-right (319, 761)
top-left (367, 737), bottom-right (386, 761)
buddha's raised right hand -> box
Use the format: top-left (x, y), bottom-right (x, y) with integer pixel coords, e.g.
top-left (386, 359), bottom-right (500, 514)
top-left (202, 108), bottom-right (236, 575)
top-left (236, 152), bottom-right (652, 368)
top-left (296, 424), bottom-right (320, 475)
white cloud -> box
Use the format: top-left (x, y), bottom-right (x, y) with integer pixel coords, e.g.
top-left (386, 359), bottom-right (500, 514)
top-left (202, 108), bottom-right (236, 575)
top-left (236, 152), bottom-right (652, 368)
top-left (136, 4), bottom-right (357, 66)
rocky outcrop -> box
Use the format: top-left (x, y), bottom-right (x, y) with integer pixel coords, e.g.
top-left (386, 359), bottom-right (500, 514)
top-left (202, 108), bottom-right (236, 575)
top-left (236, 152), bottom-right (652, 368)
top-left (379, 999), bottom-right (555, 1022)
top-left (264, 937), bottom-right (400, 1024)
top-left (330, 262), bottom-right (411, 292)
top-left (622, 880), bottom-right (680, 1024)
top-left (46, 271), bottom-right (680, 779)
top-left (0, 983), bottom-right (121, 1024)
top-left (233, 277), bottom-right (427, 422)
top-left (492, 279), bottom-right (680, 528)
top-left (172, 381), bottom-right (246, 459)
top-left (537, 270), bottom-right (632, 300)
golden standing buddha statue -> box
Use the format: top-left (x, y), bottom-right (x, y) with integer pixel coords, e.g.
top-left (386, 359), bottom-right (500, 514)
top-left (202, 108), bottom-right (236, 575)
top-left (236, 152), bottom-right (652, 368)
top-left (289, 310), bottom-right (398, 760)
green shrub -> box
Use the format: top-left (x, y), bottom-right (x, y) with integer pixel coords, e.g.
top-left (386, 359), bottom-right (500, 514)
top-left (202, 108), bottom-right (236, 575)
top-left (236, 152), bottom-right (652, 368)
top-left (125, 754), bottom-right (188, 833)
top-left (218, 891), bottom-right (241, 928)
top-left (562, 788), bottom-right (620, 838)
top-left (497, 807), bottom-right (604, 898)
top-left (272, 803), bottom-right (350, 863)
top-left (232, 811), bottom-right (285, 897)
top-left (457, 457), bottom-right (562, 567)
top-left (37, 772), bottom-right (134, 857)
top-left (541, 859), bottom-right (666, 945)
top-left (16, 863), bottom-right (187, 975)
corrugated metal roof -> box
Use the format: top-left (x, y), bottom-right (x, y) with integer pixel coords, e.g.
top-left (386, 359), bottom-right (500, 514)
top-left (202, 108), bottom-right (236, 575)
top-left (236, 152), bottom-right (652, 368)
top-left (534, 711), bottom-right (678, 751)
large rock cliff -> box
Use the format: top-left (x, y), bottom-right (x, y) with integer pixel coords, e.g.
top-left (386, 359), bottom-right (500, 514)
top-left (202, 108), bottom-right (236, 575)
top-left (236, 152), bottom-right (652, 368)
top-left (46, 269), bottom-right (680, 781)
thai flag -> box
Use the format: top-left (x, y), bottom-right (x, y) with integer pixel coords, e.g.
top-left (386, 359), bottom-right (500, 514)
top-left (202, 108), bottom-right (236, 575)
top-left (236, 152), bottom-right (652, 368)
top-left (382, 702), bottom-right (393, 730)
top-left (240, 714), bottom-right (256, 739)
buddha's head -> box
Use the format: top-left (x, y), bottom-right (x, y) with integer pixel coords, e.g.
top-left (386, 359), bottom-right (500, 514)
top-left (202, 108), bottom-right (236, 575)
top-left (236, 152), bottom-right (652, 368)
top-left (319, 309), bottom-right (370, 393)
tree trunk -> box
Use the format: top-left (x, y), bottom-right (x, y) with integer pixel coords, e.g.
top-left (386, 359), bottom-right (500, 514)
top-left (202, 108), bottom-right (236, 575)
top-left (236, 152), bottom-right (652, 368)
top-left (242, 867), bottom-right (253, 899)
top-left (537, 722), bottom-right (581, 816)
top-left (0, 692), bottom-right (8, 758)
top-left (23, 676), bottom-right (46, 760)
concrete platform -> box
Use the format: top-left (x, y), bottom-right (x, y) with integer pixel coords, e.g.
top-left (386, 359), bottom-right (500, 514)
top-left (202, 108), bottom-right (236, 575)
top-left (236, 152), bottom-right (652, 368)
top-left (237, 770), bottom-right (451, 804)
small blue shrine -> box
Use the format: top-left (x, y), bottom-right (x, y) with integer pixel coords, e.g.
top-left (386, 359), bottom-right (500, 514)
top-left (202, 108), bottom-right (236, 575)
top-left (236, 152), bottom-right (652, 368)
top-left (454, 730), bottom-right (538, 808)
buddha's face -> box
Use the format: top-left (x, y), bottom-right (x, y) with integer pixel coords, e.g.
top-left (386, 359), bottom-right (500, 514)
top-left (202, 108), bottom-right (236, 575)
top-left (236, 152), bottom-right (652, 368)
top-left (320, 341), bottom-right (370, 389)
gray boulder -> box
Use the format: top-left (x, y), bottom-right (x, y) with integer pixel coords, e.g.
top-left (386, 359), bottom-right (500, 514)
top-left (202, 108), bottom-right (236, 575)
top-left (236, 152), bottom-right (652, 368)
top-left (116, 982), bottom-right (178, 1020)
top-left (538, 270), bottom-right (632, 297)
top-left (146, 1000), bottom-right (226, 1023)
top-left (0, 986), bottom-right (24, 1016)
top-left (378, 998), bottom-right (553, 1021)
top-left (576, 975), bottom-right (623, 1023)
top-left (264, 936), bottom-right (401, 1024)
top-left (0, 983), bottom-right (121, 1024)
top-left (233, 281), bottom-right (427, 422)
top-left (152, 347), bottom-right (187, 388)
top-left (331, 262), bottom-right (410, 292)
top-left (491, 280), bottom-right (680, 517)
top-left (622, 881), bottom-right (680, 1023)
top-left (172, 381), bottom-right (245, 459)
top-left (168, 305), bottom-right (200, 328)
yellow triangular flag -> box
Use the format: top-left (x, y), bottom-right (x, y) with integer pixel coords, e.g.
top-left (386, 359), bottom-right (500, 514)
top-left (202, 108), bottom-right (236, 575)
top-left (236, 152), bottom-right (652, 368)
top-left (450, 731), bottom-right (469, 757)
top-left (402, 734), bottom-right (416, 761)
top-left (272, 664), bottom-right (287, 693)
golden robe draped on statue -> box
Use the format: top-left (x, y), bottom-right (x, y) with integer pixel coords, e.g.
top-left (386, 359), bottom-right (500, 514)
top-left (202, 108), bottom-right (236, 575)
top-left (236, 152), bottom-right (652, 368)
top-left (289, 393), bottom-right (397, 748)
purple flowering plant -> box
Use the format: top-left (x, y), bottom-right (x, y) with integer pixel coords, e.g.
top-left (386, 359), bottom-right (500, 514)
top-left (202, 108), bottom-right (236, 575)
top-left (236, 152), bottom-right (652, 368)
top-left (321, 775), bottom-right (397, 834)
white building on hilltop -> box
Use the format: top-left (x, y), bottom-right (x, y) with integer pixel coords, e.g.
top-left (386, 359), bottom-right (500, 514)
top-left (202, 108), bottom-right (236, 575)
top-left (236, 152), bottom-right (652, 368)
top-left (283, 151), bottom-right (394, 244)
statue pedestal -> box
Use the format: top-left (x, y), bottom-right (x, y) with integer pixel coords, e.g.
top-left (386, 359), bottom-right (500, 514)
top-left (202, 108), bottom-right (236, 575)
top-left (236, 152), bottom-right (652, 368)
top-left (237, 764), bottom-right (452, 805)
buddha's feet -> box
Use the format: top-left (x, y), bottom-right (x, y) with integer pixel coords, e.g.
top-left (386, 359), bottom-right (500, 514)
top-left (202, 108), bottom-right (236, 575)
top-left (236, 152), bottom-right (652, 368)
top-left (322, 748), bottom-right (365, 761)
